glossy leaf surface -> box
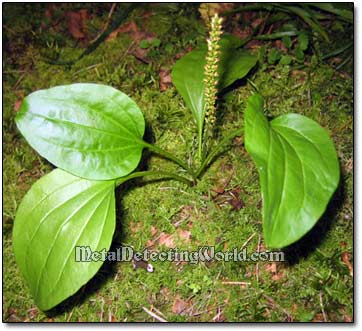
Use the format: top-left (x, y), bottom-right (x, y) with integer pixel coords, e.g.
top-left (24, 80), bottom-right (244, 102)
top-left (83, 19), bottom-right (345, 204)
top-left (244, 94), bottom-right (340, 248)
top-left (13, 169), bottom-right (116, 310)
top-left (15, 83), bottom-right (145, 180)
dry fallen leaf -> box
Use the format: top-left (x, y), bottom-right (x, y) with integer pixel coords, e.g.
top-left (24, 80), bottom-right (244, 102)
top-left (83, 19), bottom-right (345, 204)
top-left (212, 186), bottom-right (245, 211)
top-left (228, 188), bottom-right (245, 211)
top-left (176, 279), bottom-right (183, 286)
top-left (107, 21), bottom-right (139, 41)
top-left (232, 26), bottom-right (253, 40)
top-left (212, 309), bottom-right (226, 322)
top-left (27, 307), bottom-right (39, 320)
top-left (150, 225), bottom-right (158, 236)
top-left (5, 308), bottom-right (21, 322)
top-left (159, 68), bottom-right (172, 91)
top-left (107, 20), bottom-right (156, 63)
top-left (265, 262), bottom-right (277, 274)
top-left (131, 46), bottom-right (151, 64)
top-left (275, 39), bottom-right (288, 52)
top-left (14, 99), bottom-right (23, 112)
top-left (160, 286), bottom-right (170, 297)
top-left (176, 229), bottom-right (191, 242)
top-left (172, 294), bottom-right (188, 315)
top-left (129, 221), bottom-right (143, 234)
top-left (341, 251), bottom-right (353, 276)
top-left (265, 262), bottom-right (285, 281)
top-left (42, 4), bottom-right (62, 30)
top-left (66, 9), bottom-right (90, 40)
top-left (146, 239), bottom-right (155, 248)
top-left (271, 272), bottom-right (285, 281)
top-left (158, 232), bottom-right (175, 248)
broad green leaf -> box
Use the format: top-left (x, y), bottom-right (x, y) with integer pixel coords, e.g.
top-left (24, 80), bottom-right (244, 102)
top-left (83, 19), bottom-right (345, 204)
top-left (218, 36), bottom-right (259, 90)
top-left (171, 48), bottom-right (206, 135)
top-left (15, 83), bottom-right (145, 180)
top-left (13, 169), bottom-right (116, 310)
top-left (244, 94), bottom-right (340, 248)
top-left (171, 36), bottom-right (257, 135)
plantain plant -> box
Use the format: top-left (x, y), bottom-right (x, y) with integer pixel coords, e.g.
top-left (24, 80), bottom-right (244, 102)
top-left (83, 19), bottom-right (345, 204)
top-left (13, 14), bottom-right (339, 310)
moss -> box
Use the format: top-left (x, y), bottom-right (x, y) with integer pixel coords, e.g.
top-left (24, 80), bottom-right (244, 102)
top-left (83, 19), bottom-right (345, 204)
top-left (3, 3), bottom-right (353, 322)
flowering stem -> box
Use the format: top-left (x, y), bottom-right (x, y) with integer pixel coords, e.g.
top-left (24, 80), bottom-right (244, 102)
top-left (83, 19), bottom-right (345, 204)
top-left (202, 13), bottom-right (223, 161)
top-left (198, 127), bottom-right (203, 161)
top-left (195, 127), bottom-right (243, 177)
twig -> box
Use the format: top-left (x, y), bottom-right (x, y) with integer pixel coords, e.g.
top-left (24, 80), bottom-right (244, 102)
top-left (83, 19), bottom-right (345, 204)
top-left (221, 281), bottom-right (251, 285)
top-left (336, 54), bottom-right (352, 70)
top-left (152, 306), bottom-right (167, 319)
top-left (193, 303), bottom-right (225, 317)
top-left (66, 308), bottom-right (74, 322)
top-left (118, 40), bottom-right (136, 63)
top-left (142, 307), bottom-right (168, 322)
top-left (241, 232), bottom-right (256, 250)
top-left (186, 298), bottom-right (200, 316)
top-left (72, 63), bottom-right (103, 76)
top-left (91, 3), bottom-right (117, 43)
top-left (13, 72), bottom-right (27, 89)
top-left (307, 88), bottom-right (312, 107)
top-left (212, 307), bottom-right (224, 322)
top-left (108, 309), bottom-right (113, 322)
top-left (319, 291), bottom-right (328, 322)
top-left (99, 298), bottom-right (105, 322)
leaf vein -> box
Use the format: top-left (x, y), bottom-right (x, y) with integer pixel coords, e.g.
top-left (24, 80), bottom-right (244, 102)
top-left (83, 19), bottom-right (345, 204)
top-left (45, 188), bottom-right (112, 300)
top-left (26, 112), bottom-right (141, 145)
top-left (33, 185), bottom-right (110, 299)
top-left (24, 183), bottom-right (106, 277)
